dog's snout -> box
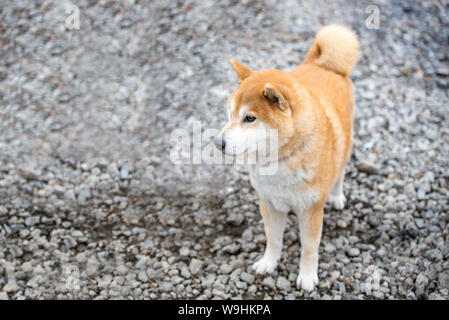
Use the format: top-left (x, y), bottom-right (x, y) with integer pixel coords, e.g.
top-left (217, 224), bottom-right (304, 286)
top-left (214, 136), bottom-right (226, 152)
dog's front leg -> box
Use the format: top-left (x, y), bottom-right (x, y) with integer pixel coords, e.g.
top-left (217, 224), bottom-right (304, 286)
top-left (252, 201), bottom-right (287, 274)
top-left (297, 203), bottom-right (324, 291)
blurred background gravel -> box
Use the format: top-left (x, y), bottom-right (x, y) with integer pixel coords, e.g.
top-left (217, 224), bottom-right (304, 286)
top-left (0, 0), bottom-right (448, 299)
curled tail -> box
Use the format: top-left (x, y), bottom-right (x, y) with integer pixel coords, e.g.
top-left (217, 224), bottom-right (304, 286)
top-left (305, 24), bottom-right (359, 77)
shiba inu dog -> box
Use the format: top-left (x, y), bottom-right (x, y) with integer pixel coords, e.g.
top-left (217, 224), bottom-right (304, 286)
top-left (215, 25), bottom-right (358, 291)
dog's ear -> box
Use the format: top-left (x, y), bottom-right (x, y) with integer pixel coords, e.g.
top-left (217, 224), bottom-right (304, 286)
top-left (230, 60), bottom-right (252, 83)
top-left (263, 83), bottom-right (291, 114)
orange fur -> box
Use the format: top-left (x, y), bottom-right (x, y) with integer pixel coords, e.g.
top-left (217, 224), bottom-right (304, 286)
top-left (218, 24), bottom-right (359, 291)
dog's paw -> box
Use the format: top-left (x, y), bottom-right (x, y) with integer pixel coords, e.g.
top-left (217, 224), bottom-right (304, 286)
top-left (252, 256), bottom-right (277, 275)
top-left (296, 271), bottom-right (318, 291)
top-left (329, 193), bottom-right (346, 210)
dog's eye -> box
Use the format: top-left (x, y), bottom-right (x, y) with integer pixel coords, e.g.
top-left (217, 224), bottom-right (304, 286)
top-left (243, 115), bottom-right (256, 123)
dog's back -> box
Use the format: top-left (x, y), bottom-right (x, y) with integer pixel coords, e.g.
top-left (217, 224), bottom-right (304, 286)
top-left (292, 25), bottom-right (359, 178)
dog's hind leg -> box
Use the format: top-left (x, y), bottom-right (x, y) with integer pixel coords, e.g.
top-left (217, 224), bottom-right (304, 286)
top-left (328, 167), bottom-right (346, 210)
top-left (297, 203), bottom-right (324, 291)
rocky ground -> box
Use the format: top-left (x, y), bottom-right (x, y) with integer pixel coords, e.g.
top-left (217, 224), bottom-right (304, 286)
top-left (0, 0), bottom-right (448, 300)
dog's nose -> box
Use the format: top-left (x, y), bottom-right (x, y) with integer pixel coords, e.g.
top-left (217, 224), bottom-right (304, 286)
top-left (214, 136), bottom-right (226, 152)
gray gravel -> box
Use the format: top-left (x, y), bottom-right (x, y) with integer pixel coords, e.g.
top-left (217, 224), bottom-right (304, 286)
top-left (0, 0), bottom-right (448, 300)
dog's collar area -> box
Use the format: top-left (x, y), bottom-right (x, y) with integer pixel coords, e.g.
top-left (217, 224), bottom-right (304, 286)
top-left (258, 136), bottom-right (310, 167)
top-left (278, 138), bottom-right (309, 162)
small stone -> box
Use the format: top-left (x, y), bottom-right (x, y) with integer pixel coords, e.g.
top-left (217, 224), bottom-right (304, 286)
top-left (429, 293), bottom-right (444, 300)
top-left (347, 248), bottom-right (360, 257)
top-left (241, 228), bottom-right (253, 241)
top-left (179, 247), bottom-right (190, 256)
top-left (86, 256), bottom-right (100, 276)
top-left (141, 238), bottom-right (154, 249)
top-left (376, 247), bottom-right (386, 256)
top-left (379, 287), bottom-right (390, 294)
top-left (262, 276), bottom-right (276, 289)
top-left (3, 280), bottom-right (18, 292)
top-left (135, 256), bottom-right (150, 269)
top-left (22, 261), bottom-right (33, 273)
top-left (217, 275), bottom-right (229, 285)
top-left (248, 285), bottom-right (257, 294)
top-left (114, 276), bottom-right (125, 286)
top-left (181, 266), bottom-right (191, 278)
top-left (415, 219), bottom-right (425, 229)
top-left (438, 272), bottom-right (449, 289)
top-left (235, 281), bottom-right (247, 289)
top-left (415, 274), bottom-right (429, 297)
top-left (9, 245), bottom-right (23, 258)
top-left (189, 259), bottom-right (204, 275)
top-left (138, 271), bottom-right (148, 282)
top-left (239, 272), bottom-right (255, 284)
top-left (120, 166), bottom-right (129, 179)
top-left (373, 291), bottom-right (384, 299)
top-left (77, 187), bottom-right (91, 204)
top-left (337, 219), bottom-right (348, 228)
top-left (98, 275), bottom-right (112, 288)
top-left (116, 264), bottom-right (129, 275)
top-left (219, 264), bottom-right (233, 275)
top-left (407, 292), bottom-right (417, 300)
top-left (276, 276), bottom-right (291, 291)
top-left (25, 216), bottom-right (39, 227)
top-left (324, 243), bottom-right (336, 253)
top-left (226, 213), bottom-right (244, 226)
top-left (72, 230), bottom-right (84, 238)
top-left (159, 282), bottom-right (173, 292)
top-left (356, 160), bottom-right (378, 174)
top-left (64, 236), bottom-right (77, 249)
top-left (222, 243), bottom-right (240, 254)
top-left (0, 292), bottom-right (8, 300)
top-left (436, 67), bottom-right (449, 76)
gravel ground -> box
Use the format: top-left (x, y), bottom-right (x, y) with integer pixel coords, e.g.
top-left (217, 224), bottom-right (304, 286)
top-left (0, 0), bottom-right (448, 300)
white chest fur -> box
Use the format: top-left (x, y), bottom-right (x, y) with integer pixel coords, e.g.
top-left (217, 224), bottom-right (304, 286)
top-left (249, 162), bottom-right (319, 214)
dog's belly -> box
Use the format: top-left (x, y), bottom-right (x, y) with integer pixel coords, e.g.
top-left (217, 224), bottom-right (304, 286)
top-left (249, 163), bottom-right (319, 213)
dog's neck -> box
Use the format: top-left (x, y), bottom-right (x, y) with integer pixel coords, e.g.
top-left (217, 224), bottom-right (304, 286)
top-left (254, 133), bottom-right (311, 169)
top-left (278, 136), bottom-right (310, 163)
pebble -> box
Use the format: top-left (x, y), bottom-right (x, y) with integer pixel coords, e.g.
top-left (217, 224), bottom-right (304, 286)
top-left (324, 243), bottom-right (336, 253)
top-left (239, 272), bottom-right (255, 284)
top-left (22, 261), bottom-right (33, 273)
top-left (263, 277), bottom-right (276, 289)
top-left (189, 259), bottom-right (204, 275)
top-left (276, 276), bottom-right (291, 291)
top-left (415, 274), bottom-right (429, 297)
top-left (356, 160), bottom-right (378, 174)
top-left (179, 247), bottom-right (190, 256)
top-left (222, 244), bottom-right (240, 254)
top-left (3, 280), bottom-right (19, 293)
top-left (347, 248), bottom-right (360, 257)
top-left (337, 219), bottom-right (348, 228)
top-left (138, 271), bottom-right (148, 282)
top-left (226, 213), bottom-right (244, 226)
top-left (219, 264), bottom-right (233, 275)
top-left (86, 256), bottom-right (100, 276)
top-left (241, 228), bottom-right (253, 241)
top-left (181, 266), bottom-right (191, 278)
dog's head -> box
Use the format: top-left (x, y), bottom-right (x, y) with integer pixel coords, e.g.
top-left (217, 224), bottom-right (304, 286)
top-left (214, 60), bottom-right (297, 161)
